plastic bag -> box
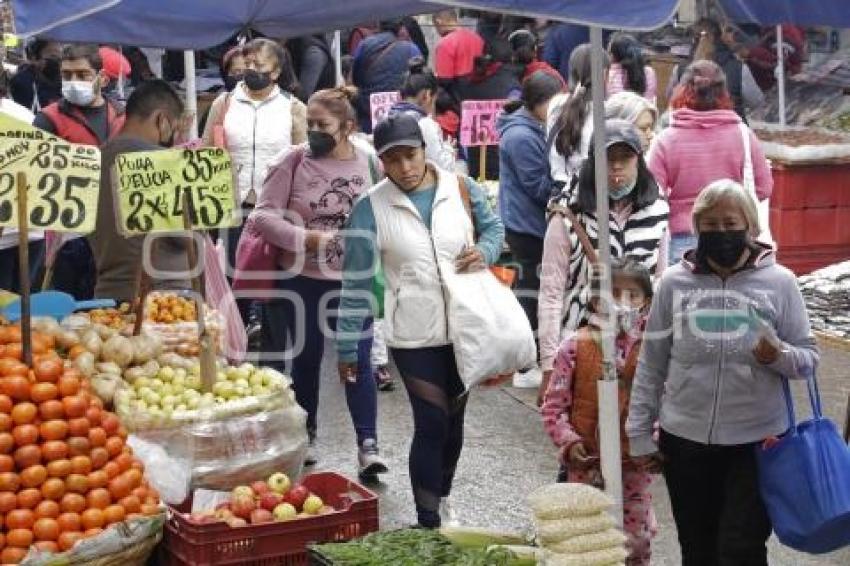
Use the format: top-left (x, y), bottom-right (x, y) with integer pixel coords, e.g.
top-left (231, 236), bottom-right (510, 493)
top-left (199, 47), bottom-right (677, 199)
top-left (442, 266), bottom-right (536, 388)
top-left (22, 514), bottom-right (164, 566)
top-left (127, 435), bottom-right (192, 504)
top-left (204, 234), bottom-right (248, 362)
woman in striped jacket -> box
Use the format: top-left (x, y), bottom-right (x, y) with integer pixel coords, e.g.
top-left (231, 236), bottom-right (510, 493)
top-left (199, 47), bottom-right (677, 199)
top-left (538, 119), bottom-right (669, 404)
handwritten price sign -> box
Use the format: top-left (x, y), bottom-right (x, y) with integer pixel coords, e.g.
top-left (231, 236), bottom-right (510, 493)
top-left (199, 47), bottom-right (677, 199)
top-left (0, 115), bottom-right (100, 233)
top-left (460, 100), bottom-right (506, 147)
top-left (114, 147), bottom-right (238, 235)
top-left (370, 91), bottom-right (401, 129)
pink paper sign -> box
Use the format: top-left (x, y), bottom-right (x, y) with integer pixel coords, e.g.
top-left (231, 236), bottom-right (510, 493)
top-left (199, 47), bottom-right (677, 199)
top-left (370, 91), bottom-right (401, 129)
top-left (460, 99), bottom-right (506, 147)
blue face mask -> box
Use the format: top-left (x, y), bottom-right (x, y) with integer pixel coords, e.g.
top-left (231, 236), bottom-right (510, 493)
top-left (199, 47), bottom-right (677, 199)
top-left (609, 178), bottom-right (636, 201)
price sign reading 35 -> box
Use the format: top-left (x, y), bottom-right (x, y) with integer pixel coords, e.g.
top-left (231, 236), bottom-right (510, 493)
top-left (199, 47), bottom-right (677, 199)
top-left (460, 100), bottom-right (507, 147)
top-left (0, 114), bottom-right (101, 233)
top-left (114, 147), bottom-right (238, 235)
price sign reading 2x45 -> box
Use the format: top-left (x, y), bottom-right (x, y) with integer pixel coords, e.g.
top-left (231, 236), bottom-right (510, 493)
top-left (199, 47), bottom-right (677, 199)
top-left (0, 115), bottom-right (101, 233)
top-left (114, 148), bottom-right (238, 235)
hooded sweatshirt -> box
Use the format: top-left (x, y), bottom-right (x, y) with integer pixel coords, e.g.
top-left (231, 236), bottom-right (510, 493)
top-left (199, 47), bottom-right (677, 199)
top-left (497, 107), bottom-right (552, 238)
top-left (648, 108), bottom-right (773, 236)
top-left (626, 244), bottom-right (818, 456)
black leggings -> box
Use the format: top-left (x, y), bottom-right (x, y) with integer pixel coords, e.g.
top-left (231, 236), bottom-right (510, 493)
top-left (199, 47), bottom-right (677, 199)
top-left (391, 346), bottom-right (468, 528)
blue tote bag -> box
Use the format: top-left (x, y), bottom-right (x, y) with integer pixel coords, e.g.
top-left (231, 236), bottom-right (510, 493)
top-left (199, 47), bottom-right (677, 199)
top-left (756, 369), bottom-right (850, 554)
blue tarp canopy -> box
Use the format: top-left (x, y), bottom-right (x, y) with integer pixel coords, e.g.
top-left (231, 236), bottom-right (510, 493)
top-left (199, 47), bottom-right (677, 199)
top-left (719, 0), bottom-right (850, 27)
top-left (11, 0), bottom-right (681, 49)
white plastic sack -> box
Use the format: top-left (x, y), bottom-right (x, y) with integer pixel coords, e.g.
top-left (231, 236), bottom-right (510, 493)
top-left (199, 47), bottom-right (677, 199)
top-left (127, 435), bottom-right (192, 504)
top-left (442, 267), bottom-right (536, 388)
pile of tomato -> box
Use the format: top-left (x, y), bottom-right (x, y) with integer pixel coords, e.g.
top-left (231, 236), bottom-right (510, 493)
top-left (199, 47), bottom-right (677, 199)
top-left (0, 326), bottom-right (160, 564)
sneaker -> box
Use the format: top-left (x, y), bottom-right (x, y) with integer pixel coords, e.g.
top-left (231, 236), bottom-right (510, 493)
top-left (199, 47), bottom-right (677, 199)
top-left (512, 367), bottom-right (543, 389)
top-left (358, 439), bottom-right (388, 477)
top-left (304, 439), bottom-right (318, 467)
top-left (439, 498), bottom-right (460, 528)
top-left (375, 366), bottom-right (395, 392)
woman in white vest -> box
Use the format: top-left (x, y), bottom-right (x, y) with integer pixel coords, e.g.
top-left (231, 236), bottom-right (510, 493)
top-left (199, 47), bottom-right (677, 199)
top-left (336, 115), bottom-right (504, 528)
top-left (538, 120), bottom-right (669, 407)
top-left (202, 38), bottom-right (307, 322)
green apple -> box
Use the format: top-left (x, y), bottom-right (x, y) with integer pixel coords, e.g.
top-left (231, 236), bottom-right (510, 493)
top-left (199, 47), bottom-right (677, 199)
top-left (249, 373), bottom-right (264, 387)
top-left (272, 503), bottom-right (297, 521)
top-left (158, 366), bottom-right (175, 381)
top-left (150, 378), bottom-right (165, 390)
top-left (303, 495), bottom-right (323, 515)
top-left (175, 368), bottom-right (187, 380)
top-left (213, 381), bottom-right (235, 398)
top-left (186, 375), bottom-right (202, 390)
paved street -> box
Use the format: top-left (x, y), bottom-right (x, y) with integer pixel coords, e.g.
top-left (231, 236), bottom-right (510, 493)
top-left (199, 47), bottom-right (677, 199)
top-left (310, 337), bottom-right (850, 564)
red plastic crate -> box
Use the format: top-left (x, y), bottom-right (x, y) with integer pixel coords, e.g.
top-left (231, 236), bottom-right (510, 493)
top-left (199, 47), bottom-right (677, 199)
top-left (159, 472), bottom-right (378, 566)
top-left (770, 162), bottom-right (850, 209)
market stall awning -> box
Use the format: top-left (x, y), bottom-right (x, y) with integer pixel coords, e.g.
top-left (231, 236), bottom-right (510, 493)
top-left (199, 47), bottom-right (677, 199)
top-left (719, 0), bottom-right (850, 27)
top-left (11, 0), bottom-right (681, 49)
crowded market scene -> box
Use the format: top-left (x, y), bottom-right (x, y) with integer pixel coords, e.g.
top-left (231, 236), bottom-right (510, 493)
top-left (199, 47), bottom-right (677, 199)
top-left (0, 0), bottom-right (848, 563)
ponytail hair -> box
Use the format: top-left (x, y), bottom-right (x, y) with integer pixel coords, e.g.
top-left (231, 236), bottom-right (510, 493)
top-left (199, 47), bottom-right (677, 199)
top-left (609, 33), bottom-right (647, 96)
top-left (400, 56), bottom-right (438, 98)
top-left (555, 44), bottom-right (607, 157)
top-left (508, 29), bottom-right (538, 73)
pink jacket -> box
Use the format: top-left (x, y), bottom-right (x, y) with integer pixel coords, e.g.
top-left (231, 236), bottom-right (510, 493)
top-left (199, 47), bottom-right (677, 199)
top-left (648, 108), bottom-right (773, 235)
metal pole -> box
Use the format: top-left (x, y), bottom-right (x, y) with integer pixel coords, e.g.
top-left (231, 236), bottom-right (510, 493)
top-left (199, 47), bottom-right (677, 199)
top-left (590, 25), bottom-right (623, 526)
top-left (117, 46), bottom-right (125, 99)
top-left (333, 30), bottom-right (343, 86)
top-left (184, 50), bottom-right (199, 139)
top-left (776, 25), bottom-right (786, 127)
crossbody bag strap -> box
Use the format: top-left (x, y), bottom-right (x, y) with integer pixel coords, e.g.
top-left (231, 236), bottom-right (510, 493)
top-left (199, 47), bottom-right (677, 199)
top-left (551, 204), bottom-right (598, 264)
top-left (456, 174), bottom-right (478, 238)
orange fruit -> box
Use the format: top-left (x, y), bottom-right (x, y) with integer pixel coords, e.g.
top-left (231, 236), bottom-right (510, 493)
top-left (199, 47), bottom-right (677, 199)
top-left (58, 378), bottom-right (81, 400)
top-left (0, 453), bottom-right (12, 472)
top-left (57, 530), bottom-right (83, 551)
top-left (0, 490), bottom-right (18, 513)
top-left (20, 464), bottom-right (48, 488)
top-left (34, 499), bottom-right (60, 519)
top-left (6, 528), bottom-right (33, 549)
top-left (113, 453), bottom-right (133, 473)
top-left (141, 503), bottom-right (159, 516)
top-left (57, 511), bottom-right (82, 532)
top-left (33, 540), bottom-right (59, 553)
top-left (34, 359), bottom-right (63, 384)
top-left (123, 468), bottom-right (142, 490)
top-left (31, 383), bottom-right (58, 403)
top-left (41, 477), bottom-right (65, 501)
top-left (118, 495), bottom-right (141, 514)
top-left (42, 440), bottom-right (69, 462)
top-left (116, 426), bottom-right (129, 441)
top-left (17, 487), bottom-right (43, 509)
top-left (40, 420), bottom-right (68, 442)
top-left (81, 508), bottom-right (104, 530)
top-left (0, 431), bottom-right (13, 453)
top-left (6, 509), bottom-right (34, 529)
top-left (68, 418), bottom-right (89, 438)
top-left (90, 447), bottom-right (108, 470)
top-left (0, 412), bottom-right (12, 432)
top-left (88, 427), bottom-right (107, 448)
top-left (3, 376), bottom-right (31, 401)
top-left (14, 444), bottom-right (42, 468)
top-left (83, 527), bottom-right (103, 538)
top-left (87, 469), bottom-right (108, 489)
top-left (39, 400), bottom-right (64, 421)
top-left (100, 414), bottom-right (120, 436)
top-left (12, 423), bottom-right (39, 446)
top-left (105, 436), bottom-right (123, 458)
top-left (60, 493), bottom-right (86, 514)
top-left (67, 437), bottom-right (90, 457)
top-left (86, 488), bottom-right (111, 510)
top-left (0, 546), bottom-right (27, 564)
top-left (103, 461), bottom-right (120, 480)
top-left (103, 504), bottom-right (125, 525)
top-left (70, 455), bottom-right (92, 475)
top-left (65, 474), bottom-right (89, 494)
top-left (0, 394), bottom-right (12, 413)
top-left (47, 458), bottom-right (72, 478)
top-left (11, 402), bottom-right (37, 425)
top-left (85, 407), bottom-right (102, 426)
top-left (107, 474), bottom-right (132, 501)
top-left (33, 517), bottom-right (60, 541)
top-left (62, 396), bottom-right (87, 419)
top-left (0, 471), bottom-right (20, 492)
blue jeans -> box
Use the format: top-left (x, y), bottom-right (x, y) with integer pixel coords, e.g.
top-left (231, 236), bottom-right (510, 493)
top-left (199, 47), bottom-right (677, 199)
top-left (260, 276), bottom-right (377, 446)
top-left (670, 233), bottom-right (699, 265)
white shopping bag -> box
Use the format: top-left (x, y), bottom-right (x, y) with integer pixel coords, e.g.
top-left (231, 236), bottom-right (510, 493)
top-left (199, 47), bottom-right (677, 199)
top-left (442, 266), bottom-right (536, 389)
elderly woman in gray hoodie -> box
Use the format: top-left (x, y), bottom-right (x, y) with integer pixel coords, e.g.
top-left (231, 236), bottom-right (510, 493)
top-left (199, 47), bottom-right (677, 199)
top-left (626, 179), bottom-right (818, 566)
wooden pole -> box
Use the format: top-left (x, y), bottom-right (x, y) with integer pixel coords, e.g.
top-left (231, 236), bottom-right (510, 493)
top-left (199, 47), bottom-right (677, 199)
top-left (131, 260), bottom-right (152, 336)
top-left (478, 145), bottom-right (487, 182)
top-left (182, 192), bottom-right (215, 393)
top-left (16, 172), bottom-right (31, 367)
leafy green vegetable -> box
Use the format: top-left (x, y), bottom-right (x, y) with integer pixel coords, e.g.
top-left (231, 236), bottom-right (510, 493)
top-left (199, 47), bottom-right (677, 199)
top-left (310, 528), bottom-right (518, 565)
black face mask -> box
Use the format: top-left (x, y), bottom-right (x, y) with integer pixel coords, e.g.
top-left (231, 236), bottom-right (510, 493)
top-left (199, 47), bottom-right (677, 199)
top-left (244, 69), bottom-right (272, 91)
top-left (223, 73), bottom-right (243, 92)
top-left (41, 57), bottom-right (61, 82)
top-left (697, 230), bottom-right (749, 268)
top-left (308, 130), bottom-right (338, 158)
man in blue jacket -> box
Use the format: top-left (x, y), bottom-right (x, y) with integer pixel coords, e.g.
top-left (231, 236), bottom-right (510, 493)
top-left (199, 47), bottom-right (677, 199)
top-left (352, 19), bottom-right (420, 133)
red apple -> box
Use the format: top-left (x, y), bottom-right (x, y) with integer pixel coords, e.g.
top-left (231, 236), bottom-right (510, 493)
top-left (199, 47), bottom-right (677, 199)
top-left (284, 485), bottom-right (309, 511)
top-left (231, 494), bottom-right (256, 520)
top-left (250, 508), bottom-right (274, 524)
top-left (259, 492), bottom-right (284, 512)
top-left (251, 481), bottom-right (271, 497)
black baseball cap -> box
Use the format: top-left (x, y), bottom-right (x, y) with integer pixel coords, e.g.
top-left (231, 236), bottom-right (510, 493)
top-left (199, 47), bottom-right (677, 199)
top-left (373, 114), bottom-right (425, 156)
top-left (601, 119), bottom-right (643, 154)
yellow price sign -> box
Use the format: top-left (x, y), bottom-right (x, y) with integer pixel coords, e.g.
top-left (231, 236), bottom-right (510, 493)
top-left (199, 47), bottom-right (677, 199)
top-left (114, 147), bottom-right (238, 235)
top-left (0, 115), bottom-right (101, 233)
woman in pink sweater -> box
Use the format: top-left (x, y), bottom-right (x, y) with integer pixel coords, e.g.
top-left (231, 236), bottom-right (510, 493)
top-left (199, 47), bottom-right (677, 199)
top-left (649, 60), bottom-right (772, 263)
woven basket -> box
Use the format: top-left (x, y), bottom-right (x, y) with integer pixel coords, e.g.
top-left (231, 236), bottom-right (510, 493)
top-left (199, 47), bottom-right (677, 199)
top-left (74, 531), bottom-right (161, 566)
